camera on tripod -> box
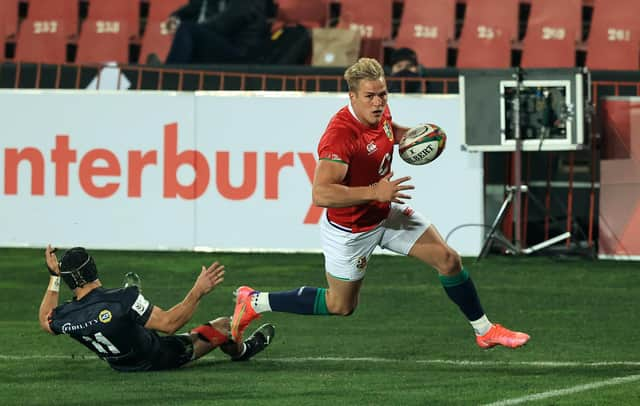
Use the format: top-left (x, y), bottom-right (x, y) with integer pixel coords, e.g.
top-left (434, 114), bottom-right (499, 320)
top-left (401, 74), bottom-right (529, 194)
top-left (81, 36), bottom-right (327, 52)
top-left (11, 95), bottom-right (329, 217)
top-left (460, 68), bottom-right (590, 152)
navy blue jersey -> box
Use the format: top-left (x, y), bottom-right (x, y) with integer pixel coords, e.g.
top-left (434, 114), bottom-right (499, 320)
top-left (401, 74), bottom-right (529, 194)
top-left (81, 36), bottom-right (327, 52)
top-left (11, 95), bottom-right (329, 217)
top-left (49, 287), bottom-right (160, 369)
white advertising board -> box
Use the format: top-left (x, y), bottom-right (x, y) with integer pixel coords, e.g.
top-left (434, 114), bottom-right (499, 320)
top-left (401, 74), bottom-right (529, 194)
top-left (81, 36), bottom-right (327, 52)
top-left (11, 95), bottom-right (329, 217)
top-left (0, 90), bottom-right (483, 255)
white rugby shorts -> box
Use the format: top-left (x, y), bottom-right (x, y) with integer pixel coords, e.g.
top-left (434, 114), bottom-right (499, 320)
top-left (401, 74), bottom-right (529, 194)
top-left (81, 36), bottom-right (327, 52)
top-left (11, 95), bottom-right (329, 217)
top-left (320, 203), bottom-right (431, 281)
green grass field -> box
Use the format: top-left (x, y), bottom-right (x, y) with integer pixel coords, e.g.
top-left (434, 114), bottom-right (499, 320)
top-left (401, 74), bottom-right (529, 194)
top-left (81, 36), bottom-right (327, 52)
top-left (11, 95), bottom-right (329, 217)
top-left (1, 248), bottom-right (639, 405)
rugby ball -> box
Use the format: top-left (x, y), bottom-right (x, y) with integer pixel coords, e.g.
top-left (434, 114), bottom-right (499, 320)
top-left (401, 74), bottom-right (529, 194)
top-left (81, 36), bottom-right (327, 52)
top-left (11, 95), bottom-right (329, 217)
top-left (398, 123), bottom-right (447, 165)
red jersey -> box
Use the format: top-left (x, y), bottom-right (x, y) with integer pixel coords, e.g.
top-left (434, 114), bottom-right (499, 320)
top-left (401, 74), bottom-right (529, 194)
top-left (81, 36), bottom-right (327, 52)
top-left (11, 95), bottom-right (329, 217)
top-left (317, 104), bottom-right (395, 232)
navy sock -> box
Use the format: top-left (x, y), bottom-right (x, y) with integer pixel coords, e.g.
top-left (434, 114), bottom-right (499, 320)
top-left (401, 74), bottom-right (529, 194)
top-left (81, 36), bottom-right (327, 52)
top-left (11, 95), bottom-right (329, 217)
top-left (439, 269), bottom-right (485, 321)
top-left (268, 287), bottom-right (330, 315)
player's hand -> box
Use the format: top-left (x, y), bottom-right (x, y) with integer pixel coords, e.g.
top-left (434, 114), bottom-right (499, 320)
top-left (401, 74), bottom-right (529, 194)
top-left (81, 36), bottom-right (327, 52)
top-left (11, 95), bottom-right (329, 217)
top-left (193, 261), bottom-right (225, 297)
top-left (372, 172), bottom-right (414, 204)
top-left (45, 244), bottom-right (60, 276)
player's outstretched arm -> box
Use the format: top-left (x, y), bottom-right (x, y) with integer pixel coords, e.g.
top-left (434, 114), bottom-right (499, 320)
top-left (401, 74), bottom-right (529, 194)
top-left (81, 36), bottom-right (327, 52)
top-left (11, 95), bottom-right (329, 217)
top-left (38, 244), bottom-right (60, 334)
top-left (145, 262), bottom-right (224, 335)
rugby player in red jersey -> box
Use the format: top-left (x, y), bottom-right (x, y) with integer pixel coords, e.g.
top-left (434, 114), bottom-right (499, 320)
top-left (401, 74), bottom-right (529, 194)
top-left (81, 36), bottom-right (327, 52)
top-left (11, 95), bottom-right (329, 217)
top-left (231, 58), bottom-right (529, 350)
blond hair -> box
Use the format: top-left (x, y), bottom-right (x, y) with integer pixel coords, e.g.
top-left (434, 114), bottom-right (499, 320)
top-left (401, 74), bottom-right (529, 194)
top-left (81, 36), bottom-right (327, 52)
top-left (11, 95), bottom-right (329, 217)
top-left (344, 58), bottom-right (385, 92)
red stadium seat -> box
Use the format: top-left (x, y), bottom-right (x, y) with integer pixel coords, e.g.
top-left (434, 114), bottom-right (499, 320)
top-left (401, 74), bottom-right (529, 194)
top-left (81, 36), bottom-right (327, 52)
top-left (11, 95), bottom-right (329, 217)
top-left (76, 20), bottom-right (131, 64)
top-left (0, 0), bottom-right (19, 39)
top-left (586, 0), bottom-right (640, 70)
top-left (146, 0), bottom-right (187, 22)
top-left (139, 0), bottom-right (187, 63)
top-left (457, 0), bottom-right (519, 68)
top-left (26, 0), bottom-right (80, 36)
top-left (337, 0), bottom-right (393, 61)
top-left (521, 0), bottom-right (581, 68)
top-left (394, 0), bottom-right (455, 68)
top-left (86, 0), bottom-right (140, 38)
top-left (139, 20), bottom-right (173, 64)
top-left (14, 20), bottom-right (68, 63)
top-left (275, 0), bottom-right (329, 28)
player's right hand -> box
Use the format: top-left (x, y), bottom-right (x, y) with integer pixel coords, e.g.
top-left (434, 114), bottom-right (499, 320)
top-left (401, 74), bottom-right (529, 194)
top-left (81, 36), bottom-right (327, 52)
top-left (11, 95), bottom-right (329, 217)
top-left (194, 262), bottom-right (225, 297)
top-left (373, 172), bottom-right (414, 204)
top-left (45, 244), bottom-right (60, 276)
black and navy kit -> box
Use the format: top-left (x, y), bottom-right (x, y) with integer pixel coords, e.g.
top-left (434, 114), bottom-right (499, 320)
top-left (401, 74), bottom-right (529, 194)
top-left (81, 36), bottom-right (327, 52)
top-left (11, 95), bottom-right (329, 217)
top-left (49, 287), bottom-right (193, 372)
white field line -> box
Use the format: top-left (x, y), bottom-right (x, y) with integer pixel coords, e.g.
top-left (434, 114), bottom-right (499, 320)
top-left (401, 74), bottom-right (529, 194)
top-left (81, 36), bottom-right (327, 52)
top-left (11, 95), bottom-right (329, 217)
top-left (1, 354), bottom-right (640, 368)
top-left (483, 374), bottom-right (640, 406)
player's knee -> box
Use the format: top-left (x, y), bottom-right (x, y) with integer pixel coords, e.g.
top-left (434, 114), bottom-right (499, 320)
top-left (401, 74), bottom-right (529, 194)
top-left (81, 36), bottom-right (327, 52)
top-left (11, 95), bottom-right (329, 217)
top-left (437, 248), bottom-right (462, 276)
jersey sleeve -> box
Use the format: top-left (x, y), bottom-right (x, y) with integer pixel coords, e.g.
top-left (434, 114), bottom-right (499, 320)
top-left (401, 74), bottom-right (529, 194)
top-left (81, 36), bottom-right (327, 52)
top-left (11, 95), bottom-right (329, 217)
top-left (122, 286), bottom-right (154, 326)
top-left (317, 126), bottom-right (355, 165)
top-left (48, 307), bottom-right (63, 335)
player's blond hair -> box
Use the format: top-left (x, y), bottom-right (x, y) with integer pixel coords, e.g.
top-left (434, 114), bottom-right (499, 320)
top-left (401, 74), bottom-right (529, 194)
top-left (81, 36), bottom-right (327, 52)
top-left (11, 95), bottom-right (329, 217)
top-left (344, 58), bottom-right (385, 92)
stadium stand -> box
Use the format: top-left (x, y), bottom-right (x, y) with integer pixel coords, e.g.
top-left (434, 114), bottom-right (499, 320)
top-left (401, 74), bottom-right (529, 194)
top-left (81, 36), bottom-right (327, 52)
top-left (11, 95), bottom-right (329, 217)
top-left (85, 0), bottom-right (140, 38)
top-left (25, 0), bottom-right (80, 36)
top-left (393, 0), bottom-right (455, 68)
top-left (336, 0), bottom-right (393, 61)
top-left (14, 20), bottom-right (69, 63)
top-left (456, 0), bottom-right (519, 68)
top-left (520, 0), bottom-right (582, 68)
top-left (0, 0), bottom-right (19, 39)
top-left (75, 21), bottom-right (131, 64)
top-left (586, 0), bottom-right (640, 70)
top-left (139, 0), bottom-right (187, 64)
top-left (274, 0), bottom-right (329, 29)
top-left (13, 0), bottom-right (80, 64)
top-left (75, 0), bottom-right (140, 64)
top-left (0, 0), bottom-right (19, 61)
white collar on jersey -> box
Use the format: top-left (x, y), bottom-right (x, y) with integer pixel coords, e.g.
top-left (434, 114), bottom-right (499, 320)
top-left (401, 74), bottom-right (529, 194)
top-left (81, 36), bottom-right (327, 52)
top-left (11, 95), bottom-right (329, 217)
top-left (347, 102), bottom-right (364, 124)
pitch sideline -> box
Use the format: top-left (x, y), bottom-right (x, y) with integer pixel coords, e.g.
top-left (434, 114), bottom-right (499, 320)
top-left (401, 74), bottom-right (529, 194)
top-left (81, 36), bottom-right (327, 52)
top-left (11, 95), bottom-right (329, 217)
top-left (483, 373), bottom-right (640, 406)
top-left (1, 354), bottom-right (640, 368)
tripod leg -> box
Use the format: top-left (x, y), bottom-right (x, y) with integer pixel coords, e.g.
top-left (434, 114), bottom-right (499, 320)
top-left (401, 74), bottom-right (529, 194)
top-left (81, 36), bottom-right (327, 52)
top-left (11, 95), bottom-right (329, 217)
top-left (476, 191), bottom-right (514, 262)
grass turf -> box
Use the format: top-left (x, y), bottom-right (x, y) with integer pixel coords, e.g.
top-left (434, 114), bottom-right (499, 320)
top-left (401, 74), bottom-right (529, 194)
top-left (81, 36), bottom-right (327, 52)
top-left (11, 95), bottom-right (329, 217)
top-left (1, 248), bottom-right (639, 405)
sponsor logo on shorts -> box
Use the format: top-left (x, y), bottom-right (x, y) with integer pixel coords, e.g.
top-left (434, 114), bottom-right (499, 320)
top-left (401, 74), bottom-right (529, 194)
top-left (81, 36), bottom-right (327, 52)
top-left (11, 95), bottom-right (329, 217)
top-left (99, 309), bottom-right (112, 323)
top-left (403, 207), bottom-right (415, 216)
top-left (356, 256), bottom-right (368, 271)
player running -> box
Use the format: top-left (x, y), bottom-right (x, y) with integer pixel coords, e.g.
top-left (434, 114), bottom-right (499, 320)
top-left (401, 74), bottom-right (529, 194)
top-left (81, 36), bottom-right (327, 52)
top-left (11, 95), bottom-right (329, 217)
top-left (230, 58), bottom-right (529, 350)
top-left (39, 245), bottom-right (274, 372)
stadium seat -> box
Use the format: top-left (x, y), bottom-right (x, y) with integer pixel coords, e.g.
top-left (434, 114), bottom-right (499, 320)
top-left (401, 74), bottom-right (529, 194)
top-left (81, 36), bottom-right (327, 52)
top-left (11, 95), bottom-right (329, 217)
top-left (76, 20), bottom-right (131, 64)
top-left (14, 20), bottom-right (68, 63)
top-left (139, 0), bottom-right (186, 63)
top-left (139, 20), bottom-right (173, 64)
top-left (275, 0), bottom-right (329, 28)
top-left (86, 0), bottom-right (140, 38)
top-left (521, 0), bottom-right (582, 68)
top-left (394, 0), bottom-right (455, 68)
top-left (457, 0), bottom-right (519, 68)
top-left (336, 0), bottom-right (393, 61)
top-left (586, 0), bottom-right (640, 70)
top-left (25, 0), bottom-right (80, 37)
top-left (146, 0), bottom-right (187, 22)
top-left (0, 0), bottom-right (19, 39)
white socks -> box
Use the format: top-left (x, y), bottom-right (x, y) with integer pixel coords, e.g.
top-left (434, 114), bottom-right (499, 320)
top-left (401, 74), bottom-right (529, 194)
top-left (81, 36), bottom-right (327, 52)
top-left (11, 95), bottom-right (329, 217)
top-left (470, 315), bottom-right (493, 336)
top-left (251, 292), bottom-right (272, 313)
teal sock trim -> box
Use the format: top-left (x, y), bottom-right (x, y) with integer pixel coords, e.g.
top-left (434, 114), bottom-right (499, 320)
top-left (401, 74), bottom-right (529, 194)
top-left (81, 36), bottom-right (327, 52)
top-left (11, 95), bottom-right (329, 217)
top-left (438, 269), bottom-right (470, 287)
top-left (313, 288), bottom-right (329, 315)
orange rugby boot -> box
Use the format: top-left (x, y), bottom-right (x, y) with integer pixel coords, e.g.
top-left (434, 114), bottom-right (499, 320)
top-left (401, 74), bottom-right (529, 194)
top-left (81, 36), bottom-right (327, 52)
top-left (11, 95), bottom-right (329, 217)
top-left (230, 286), bottom-right (261, 342)
top-left (476, 324), bottom-right (530, 349)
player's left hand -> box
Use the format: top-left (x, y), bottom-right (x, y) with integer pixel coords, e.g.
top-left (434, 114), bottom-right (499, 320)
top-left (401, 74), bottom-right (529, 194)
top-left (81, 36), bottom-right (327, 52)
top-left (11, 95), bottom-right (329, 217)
top-left (45, 244), bottom-right (60, 276)
top-left (194, 262), bottom-right (225, 297)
